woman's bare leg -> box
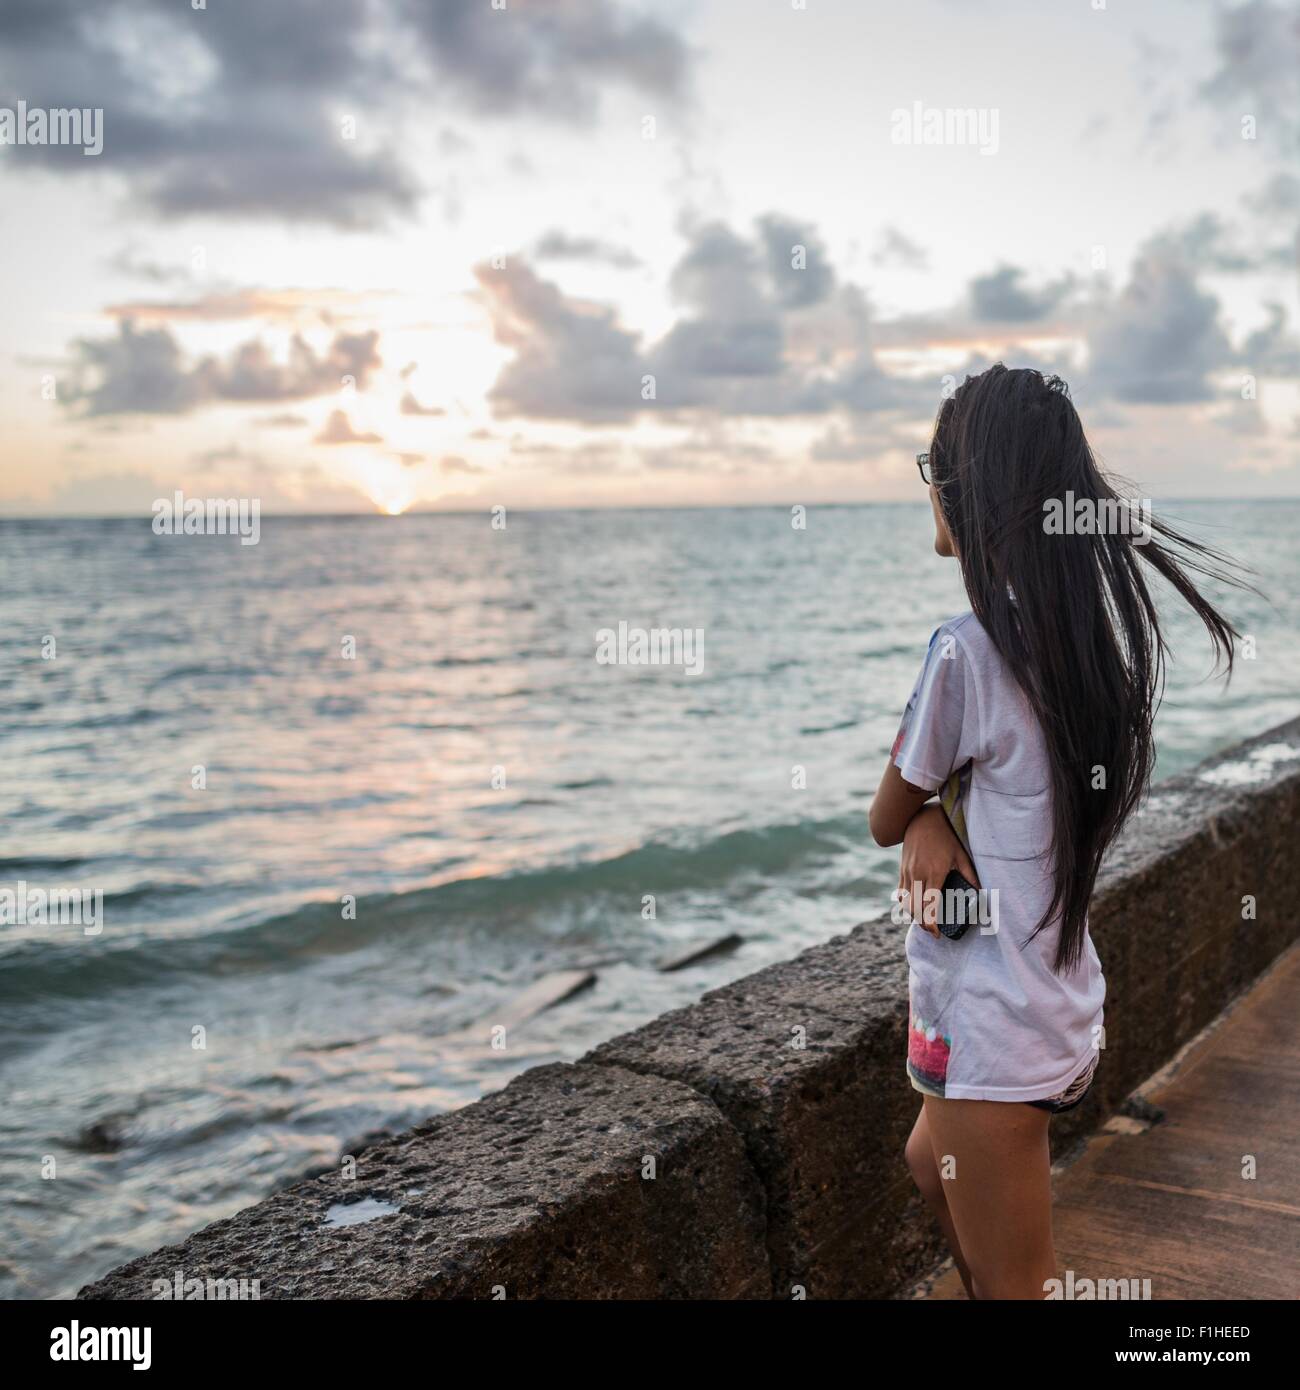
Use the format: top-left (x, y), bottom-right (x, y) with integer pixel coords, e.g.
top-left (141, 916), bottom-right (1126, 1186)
top-left (904, 1106), bottom-right (975, 1296)
top-left (920, 1094), bottom-right (1056, 1300)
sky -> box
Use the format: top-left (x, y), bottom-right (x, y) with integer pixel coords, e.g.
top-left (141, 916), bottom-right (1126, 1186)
top-left (0, 0), bottom-right (1297, 516)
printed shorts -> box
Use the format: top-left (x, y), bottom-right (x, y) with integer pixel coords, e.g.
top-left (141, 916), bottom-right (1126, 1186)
top-left (1026, 1054), bottom-right (1099, 1114)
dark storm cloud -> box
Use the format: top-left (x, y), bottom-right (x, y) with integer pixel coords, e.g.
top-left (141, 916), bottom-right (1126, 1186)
top-left (0, 0), bottom-right (691, 225)
top-left (477, 217), bottom-right (921, 423)
top-left (968, 266), bottom-right (1074, 323)
top-left (65, 321), bottom-right (382, 416)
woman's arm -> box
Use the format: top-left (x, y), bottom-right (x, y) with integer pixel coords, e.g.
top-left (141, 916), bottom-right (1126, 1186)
top-left (895, 803), bottom-right (980, 936)
top-left (868, 758), bottom-right (935, 847)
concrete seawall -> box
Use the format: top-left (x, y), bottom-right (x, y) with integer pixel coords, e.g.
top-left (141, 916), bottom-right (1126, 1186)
top-left (79, 717), bottom-right (1300, 1299)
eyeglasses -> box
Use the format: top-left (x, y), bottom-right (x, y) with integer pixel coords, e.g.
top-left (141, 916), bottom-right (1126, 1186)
top-left (916, 451), bottom-right (931, 486)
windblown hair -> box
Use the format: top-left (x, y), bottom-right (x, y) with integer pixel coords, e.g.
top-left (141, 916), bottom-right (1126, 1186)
top-left (930, 364), bottom-right (1241, 973)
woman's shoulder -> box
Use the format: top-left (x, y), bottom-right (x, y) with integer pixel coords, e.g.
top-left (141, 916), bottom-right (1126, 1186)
top-left (930, 612), bottom-right (1009, 690)
top-left (932, 610), bottom-right (986, 653)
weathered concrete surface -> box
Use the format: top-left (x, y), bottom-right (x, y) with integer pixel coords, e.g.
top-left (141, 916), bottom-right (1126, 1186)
top-left (79, 1063), bottom-right (770, 1300)
top-left (586, 923), bottom-right (925, 1298)
top-left (80, 717), bottom-right (1300, 1300)
top-left (587, 717), bottom-right (1300, 1297)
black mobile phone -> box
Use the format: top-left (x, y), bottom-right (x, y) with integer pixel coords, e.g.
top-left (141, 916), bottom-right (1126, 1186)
top-left (936, 869), bottom-right (979, 940)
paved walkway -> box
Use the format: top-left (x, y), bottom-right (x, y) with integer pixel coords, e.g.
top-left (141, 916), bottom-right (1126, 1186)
top-left (922, 943), bottom-right (1300, 1300)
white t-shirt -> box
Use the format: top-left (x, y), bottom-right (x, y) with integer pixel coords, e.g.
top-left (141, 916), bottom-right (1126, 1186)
top-left (892, 612), bottom-right (1105, 1102)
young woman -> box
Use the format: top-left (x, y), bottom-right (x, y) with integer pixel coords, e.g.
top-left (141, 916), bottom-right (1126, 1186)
top-left (868, 364), bottom-right (1239, 1300)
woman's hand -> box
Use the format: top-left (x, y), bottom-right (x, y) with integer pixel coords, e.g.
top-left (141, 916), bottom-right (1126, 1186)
top-left (897, 805), bottom-right (980, 937)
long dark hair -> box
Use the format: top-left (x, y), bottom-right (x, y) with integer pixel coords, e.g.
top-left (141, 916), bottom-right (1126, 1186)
top-left (930, 364), bottom-right (1240, 972)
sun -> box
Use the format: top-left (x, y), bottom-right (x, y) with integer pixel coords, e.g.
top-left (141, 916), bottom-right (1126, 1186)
top-left (353, 458), bottom-right (415, 515)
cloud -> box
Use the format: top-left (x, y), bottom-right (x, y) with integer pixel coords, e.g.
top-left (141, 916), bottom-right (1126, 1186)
top-left (1, 1), bottom-right (693, 227)
top-left (400, 391), bottom-right (445, 417)
top-left (810, 420), bottom-right (892, 464)
top-left (106, 245), bottom-right (198, 286)
top-left (103, 288), bottom-right (389, 324)
top-left (407, 0), bottom-right (691, 119)
top-left (64, 321), bottom-right (382, 416)
top-left (534, 230), bottom-right (642, 269)
top-left (757, 215), bottom-right (836, 309)
top-left (0, 0), bottom-right (419, 227)
top-left (191, 442), bottom-right (263, 466)
top-left (873, 227), bottom-right (929, 271)
top-left (481, 212), bottom-right (1278, 433)
top-left (64, 321), bottom-right (208, 417)
top-left (667, 221), bottom-right (768, 317)
top-left (1201, 0), bottom-right (1300, 142)
top-left (638, 422), bottom-right (776, 473)
top-left (968, 266), bottom-right (1074, 323)
top-left (1086, 251), bottom-right (1231, 404)
top-left (477, 216), bottom-right (932, 424)
top-left (438, 455), bottom-right (483, 474)
top-left (1246, 170), bottom-right (1300, 217)
top-left (507, 439), bottom-right (631, 475)
top-left (477, 260), bottom-right (648, 422)
top-left (255, 412), bottom-right (310, 429)
top-left (1143, 208), bottom-right (1297, 274)
top-left (1239, 303), bottom-right (1300, 375)
top-left (314, 410), bottom-right (383, 445)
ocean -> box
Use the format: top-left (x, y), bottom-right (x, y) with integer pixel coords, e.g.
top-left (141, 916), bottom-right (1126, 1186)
top-left (2, 501), bottom-right (1297, 1298)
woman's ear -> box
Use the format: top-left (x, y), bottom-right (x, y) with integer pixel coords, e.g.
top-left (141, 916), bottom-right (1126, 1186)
top-left (930, 485), bottom-right (955, 557)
